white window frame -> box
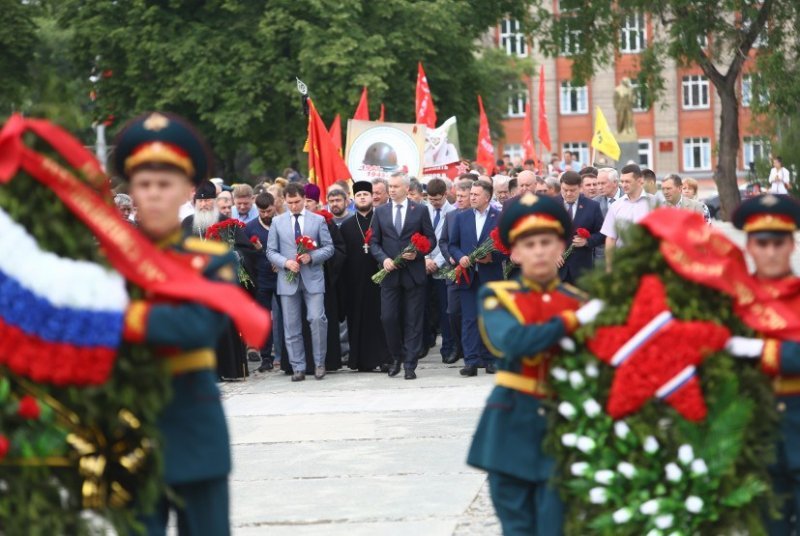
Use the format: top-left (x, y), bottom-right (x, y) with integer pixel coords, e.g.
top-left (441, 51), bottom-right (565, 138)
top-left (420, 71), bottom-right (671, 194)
top-left (506, 85), bottom-right (527, 118)
top-left (560, 81), bottom-right (588, 115)
top-left (560, 28), bottom-right (582, 56)
top-left (741, 74), bottom-right (752, 107)
top-left (504, 144), bottom-right (524, 162)
top-left (562, 142), bottom-right (590, 168)
top-left (683, 137), bottom-right (712, 171)
top-left (629, 79), bottom-right (649, 112)
top-left (620, 13), bottom-right (646, 53)
top-left (682, 75), bottom-right (710, 110)
top-left (638, 139), bottom-right (653, 169)
top-left (500, 18), bottom-right (527, 57)
top-left (743, 136), bottom-right (770, 169)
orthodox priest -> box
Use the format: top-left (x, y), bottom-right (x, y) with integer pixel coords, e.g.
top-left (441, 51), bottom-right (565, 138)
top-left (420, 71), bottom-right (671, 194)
top-left (340, 181), bottom-right (392, 371)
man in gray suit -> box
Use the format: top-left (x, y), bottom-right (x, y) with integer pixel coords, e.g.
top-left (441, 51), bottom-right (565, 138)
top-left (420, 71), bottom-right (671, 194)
top-left (593, 167), bottom-right (622, 265)
top-left (267, 183), bottom-right (334, 381)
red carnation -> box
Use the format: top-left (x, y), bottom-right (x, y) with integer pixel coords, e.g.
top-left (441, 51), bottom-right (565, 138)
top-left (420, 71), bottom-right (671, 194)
top-left (316, 209), bottom-right (334, 224)
top-left (490, 227), bottom-right (509, 255)
top-left (18, 395), bottom-right (40, 420)
top-left (249, 235), bottom-right (259, 244)
top-left (410, 233), bottom-right (432, 255)
top-left (577, 227), bottom-right (591, 239)
top-left (0, 435), bottom-right (8, 460)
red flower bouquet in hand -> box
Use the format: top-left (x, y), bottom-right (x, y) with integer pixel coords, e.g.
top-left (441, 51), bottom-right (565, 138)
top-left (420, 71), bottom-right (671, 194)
top-left (437, 227), bottom-right (506, 284)
top-left (249, 235), bottom-right (262, 249)
top-left (205, 219), bottom-right (253, 286)
top-left (286, 235), bottom-right (317, 283)
top-left (372, 232), bottom-right (432, 284)
top-left (562, 227), bottom-right (591, 261)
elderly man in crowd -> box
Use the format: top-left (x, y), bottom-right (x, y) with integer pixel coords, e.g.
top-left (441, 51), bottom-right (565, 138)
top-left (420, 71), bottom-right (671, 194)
top-left (545, 176), bottom-right (560, 196)
top-left (372, 177), bottom-right (390, 207)
top-left (114, 193), bottom-right (134, 222)
top-left (661, 174), bottom-right (706, 216)
top-left (216, 190), bottom-right (233, 219)
top-left (231, 184), bottom-right (257, 222)
top-left (492, 175), bottom-right (511, 205)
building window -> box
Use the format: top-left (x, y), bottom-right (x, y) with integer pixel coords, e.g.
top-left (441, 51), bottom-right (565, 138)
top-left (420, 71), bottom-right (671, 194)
top-left (560, 81), bottom-right (588, 114)
top-left (743, 136), bottom-right (770, 169)
top-left (500, 18), bottom-right (527, 57)
top-left (506, 85), bottom-right (527, 118)
top-left (638, 139), bottom-right (653, 169)
top-left (504, 144), bottom-right (524, 162)
top-left (741, 75), bottom-right (752, 107)
top-left (562, 142), bottom-right (590, 168)
top-left (682, 75), bottom-right (710, 109)
top-left (629, 79), bottom-right (650, 112)
top-left (683, 137), bottom-right (712, 171)
top-left (620, 13), bottom-right (646, 53)
top-left (560, 29), bottom-right (582, 56)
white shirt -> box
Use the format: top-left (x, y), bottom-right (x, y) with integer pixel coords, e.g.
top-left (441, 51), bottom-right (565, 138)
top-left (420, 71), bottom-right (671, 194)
top-left (290, 209), bottom-right (308, 235)
top-left (601, 192), bottom-right (654, 243)
top-left (769, 167), bottom-right (791, 194)
top-left (474, 206), bottom-right (489, 238)
top-left (392, 198), bottom-right (408, 231)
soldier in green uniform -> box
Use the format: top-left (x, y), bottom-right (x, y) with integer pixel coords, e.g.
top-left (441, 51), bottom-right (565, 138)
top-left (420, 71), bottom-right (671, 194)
top-left (467, 193), bottom-right (603, 535)
top-left (114, 112), bottom-right (237, 535)
top-left (725, 194), bottom-right (800, 535)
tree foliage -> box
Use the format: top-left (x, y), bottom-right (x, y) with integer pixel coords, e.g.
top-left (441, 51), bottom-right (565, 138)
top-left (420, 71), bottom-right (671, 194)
top-left (520, 0), bottom-right (799, 220)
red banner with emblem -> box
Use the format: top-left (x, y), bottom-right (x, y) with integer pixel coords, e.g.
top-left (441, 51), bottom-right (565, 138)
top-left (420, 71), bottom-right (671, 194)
top-left (0, 114), bottom-right (270, 348)
top-left (640, 208), bottom-right (800, 342)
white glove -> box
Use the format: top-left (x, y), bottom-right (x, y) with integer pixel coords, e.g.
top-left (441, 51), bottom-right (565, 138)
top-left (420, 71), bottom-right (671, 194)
top-left (576, 299), bottom-right (604, 326)
top-left (725, 336), bottom-right (764, 359)
top-left (559, 337), bottom-right (576, 353)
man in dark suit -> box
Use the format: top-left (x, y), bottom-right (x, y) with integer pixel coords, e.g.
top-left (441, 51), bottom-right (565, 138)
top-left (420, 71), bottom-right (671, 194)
top-left (369, 172), bottom-right (436, 379)
top-left (556, 171), bottom-right (605, 285)
top-left (449, 180), bottom-right (506, 376)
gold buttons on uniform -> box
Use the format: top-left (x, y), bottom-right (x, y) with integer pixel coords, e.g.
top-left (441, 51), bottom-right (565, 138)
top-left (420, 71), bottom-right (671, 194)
top-left (542, 293), bottom-right (551, 303)
top-left (483, 296), bottom-right (500, 310)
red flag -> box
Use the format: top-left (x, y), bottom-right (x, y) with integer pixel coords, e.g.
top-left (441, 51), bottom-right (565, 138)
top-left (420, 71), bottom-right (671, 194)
top-left (537, 65), bottom-right (552, 152)
top-left (307, 99), bottom-right (351, 201)
top-left (476, 95), bottom-right (495, 174)
top-left (353, 87), bottom-right (369, 121)
top-left (415, 62), bottom-right (437, 128)
top-left (378, 103), bottom-right (385, 122)
top-left (522, 100), bottom-right (539, 169)
top-left (328, 114), bottom-right (342, 156)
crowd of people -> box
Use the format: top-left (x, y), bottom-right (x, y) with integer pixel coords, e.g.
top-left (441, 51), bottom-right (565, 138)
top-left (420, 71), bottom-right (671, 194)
top-left (113, 157), bottom-right (717, 383)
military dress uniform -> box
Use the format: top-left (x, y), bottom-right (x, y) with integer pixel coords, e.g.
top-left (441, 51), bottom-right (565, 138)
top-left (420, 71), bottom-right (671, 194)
top-left (467, 194), bottom-right (588, 536)
top-left (113, 112), bottom-right (237, 535)
top-left (729, 195), bottom-right (800, 535)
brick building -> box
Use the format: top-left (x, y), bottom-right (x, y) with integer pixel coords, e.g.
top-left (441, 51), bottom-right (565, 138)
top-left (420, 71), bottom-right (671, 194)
top-left (492, 11), bottom-right (768, 179)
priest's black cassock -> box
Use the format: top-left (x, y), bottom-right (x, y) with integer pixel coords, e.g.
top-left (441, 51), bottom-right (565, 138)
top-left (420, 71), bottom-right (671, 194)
top-left (279, 218), bottom-right (346, 374)
top-left (339, 211), bottom-right (391, 371)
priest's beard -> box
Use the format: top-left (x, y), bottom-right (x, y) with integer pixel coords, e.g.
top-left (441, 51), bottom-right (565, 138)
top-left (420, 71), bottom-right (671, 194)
top-left (193, 206), bottom-right (220, 236)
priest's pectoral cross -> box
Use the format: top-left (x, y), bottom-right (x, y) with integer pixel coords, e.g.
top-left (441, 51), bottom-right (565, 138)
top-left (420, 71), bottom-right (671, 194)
top-left (363, 243), bottom-right (369, 254)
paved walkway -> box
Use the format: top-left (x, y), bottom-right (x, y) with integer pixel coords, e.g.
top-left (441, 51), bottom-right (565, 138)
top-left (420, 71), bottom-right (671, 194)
top-left (221, 353), bottom-right (499, 535)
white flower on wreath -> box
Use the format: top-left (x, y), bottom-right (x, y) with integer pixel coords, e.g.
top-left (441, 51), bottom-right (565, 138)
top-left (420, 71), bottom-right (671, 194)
top-left (583, 398), bottom-right (602, 418)
top-left (561, 433), bottom-right (578, 447)
top-left (585, 362), bottom-right (600, 378)
top-left (551, 367), bottom-right (568, 382)
top-left (569, 370), bottom-right (585, 389)
top-left (665, 462), bottom-right (683, 482)
top-left (614, 421), bottom-right (631, 440)
top-left (570, 462), bottom-right (589, 476)
top-left (686, 496), bottom-right (704, 513)
top-left (617, 461), bottom-right (636, 479)
top-left (558, 401), bottom-right (577, 420)
top-left (594, 469), bottom-right (614, 485)
top-left (678, 444), bottom-right (695, 465)
top-left (640, 499), bottom-right (660, 515)
top-left (612, 507), bottom-right (633, 524)
top-left (691, 458), bottom-right (708, 475)
top-left (655, 514), bottom-right (674, 529)
top-left (644, 436), bottom-right (660, 454)
top-left (576, 436), bottom-right (596, 453)
top-left (589, 487), bottom-right (608, 504)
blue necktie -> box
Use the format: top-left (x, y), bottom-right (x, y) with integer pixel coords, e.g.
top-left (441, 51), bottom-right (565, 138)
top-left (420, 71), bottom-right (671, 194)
top-left (294, 214), bottom-right (301, 239)
top-left (433, 208), bottom-right (441, 230)
top-left (394, 204), bottom-right (403, 234)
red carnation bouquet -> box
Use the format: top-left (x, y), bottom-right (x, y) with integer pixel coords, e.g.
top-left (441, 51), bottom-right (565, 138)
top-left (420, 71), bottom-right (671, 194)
top-left (372, 232), bottom-right (431, 284)
top-left (437, 227), bottom-right (506, 284)
top-left (562, 227), bottom-right (591, 261)
top-left (204, 219), bottom-right (253, 287)
top-left (286, 235), bottom-right (317, 283)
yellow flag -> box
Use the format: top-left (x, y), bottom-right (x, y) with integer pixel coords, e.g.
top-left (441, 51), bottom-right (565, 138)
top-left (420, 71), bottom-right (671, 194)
top-left (591, 106), bottom-right (621, 160)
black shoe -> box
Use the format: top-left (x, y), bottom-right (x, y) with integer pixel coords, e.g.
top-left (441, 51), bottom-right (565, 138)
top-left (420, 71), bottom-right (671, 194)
top-left (417, 348), bottom-right (429, 360)
top-left (442, 353), bottom-right (460, 364)
top-left (257, 360), bottom-right (274, 373)
top-left (247, 348), bottom-right (262, 362)
top-left (405, 369), bottom-right (417, 380)
top-left (388, 361), bottom-right (402, 377)
top-left (485, 363), bottom-right (497, 374)
top-left (459, 366), bottom-right (478, 377)
top-left (379, 364), bottom-right (390, 373)
top-left (315, 366), bottom-right (326, 380)
top-left (291, 372), bottom-right (306, 382)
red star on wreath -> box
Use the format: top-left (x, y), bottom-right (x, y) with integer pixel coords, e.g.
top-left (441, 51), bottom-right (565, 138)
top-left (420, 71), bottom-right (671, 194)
top-left (586, 275), bottom-right (730, 422)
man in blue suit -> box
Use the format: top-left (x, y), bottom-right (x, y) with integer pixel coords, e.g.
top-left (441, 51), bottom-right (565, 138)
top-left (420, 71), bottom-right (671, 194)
top-left (449, 180), bottom-right (506, 376)
top-left (555, 171), bottom-right (604, 286)
top-left (369, 172), bottom-right (437, 379)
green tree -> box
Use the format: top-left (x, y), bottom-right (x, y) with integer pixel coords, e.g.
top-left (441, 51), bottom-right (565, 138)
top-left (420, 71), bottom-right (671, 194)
top-left (0, 0), bottom-right (39, 114)
top-left (57, 0), bottom-right (529, 179)
top-left (521, 0), bottom-right (799, 220)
